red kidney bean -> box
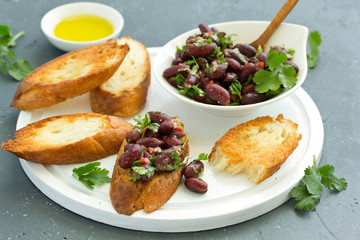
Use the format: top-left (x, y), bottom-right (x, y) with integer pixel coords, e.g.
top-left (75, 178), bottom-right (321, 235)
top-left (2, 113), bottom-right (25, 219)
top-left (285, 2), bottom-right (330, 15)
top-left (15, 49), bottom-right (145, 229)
top-left (184, 74), bottom-right (198, 87)
top-left (186, 37), bottom-right (196, 44)
top-left (163, 64), bottom-right (189, 78)
top-left (136, 137), bottom-right (164, 148)
top-left (154, 151), bottom-right (174, 171)
top-left (240, 92), bottom-right (267, 105)
top-left (170, 131), bottom-right (186, 139)
top-left (185, 43), bottom-right (216, 58)
top-left (205, 83), bottom-right (230, 105)
top-left (184, 178), bottom-right (208, 194)
top-left (167, 77), bottom-right (178, 87)
top-left (285, 60), bottom-right (299, 73)
top-left (148, 111), bottom-right (171, 124)
top-left (226, 57), bottom-right (241, 72)
top-left (224, 48), bottom-right (247, 64)
top-left (198, 23), bottom-right (212, 33)
top-left (200, 77), bottom-right (210, 89)
top-left (125, 130), bottom-right (141, 143)
top-left (184, 160), bottom-right (204, 179)
top-left (171, 58), bottom-right (183, 66)
top-left (159, 119), bottom-right (174, 134)
top-left (271, 46), bottom-right (287, 55)
top-left (257, 52), bottom-right (267, 63)
top-left (136, 163), bottom-right (154, 182)
top-left (234, 43), bottom-right (257, 57)
top-left (223, 72), bottom-right (237, 85)
top-left (193, 93), bottom-right (206, 103)
top-left (209, 62), bottom-right (228, 80)
top-left (163, 135), bottom-right (183, 148)
top-left (241, 82), bottom-right (256, 95)
top-left (118, 144), bottom-right (142, 169)
top-left (237, 62), bottom-right (256, 83)
top-left (145, 129), bottom-right (161, 138)
top-left (211, 26), bottom-right (219, 33)
top-left (229, 89), bottom-right (240, 102)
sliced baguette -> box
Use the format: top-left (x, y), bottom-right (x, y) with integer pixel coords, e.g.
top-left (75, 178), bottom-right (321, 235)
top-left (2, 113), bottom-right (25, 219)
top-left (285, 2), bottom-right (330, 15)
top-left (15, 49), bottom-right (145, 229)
top-left (90, 37), bottom-right (151, 117)
top-left (208, 114), bottom-right (302, 184)
top-left (10, 40), bottom-right (130, 111)
top-left (110, 140), bottom-right (189, 215)
top-left (1, 113), bottom-right (133, 164)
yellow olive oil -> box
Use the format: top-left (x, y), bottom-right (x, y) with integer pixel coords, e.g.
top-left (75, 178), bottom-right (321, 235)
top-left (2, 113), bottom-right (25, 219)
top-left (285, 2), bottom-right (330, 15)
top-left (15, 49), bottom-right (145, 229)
top-left (54, 14), bottom-right (113, 42)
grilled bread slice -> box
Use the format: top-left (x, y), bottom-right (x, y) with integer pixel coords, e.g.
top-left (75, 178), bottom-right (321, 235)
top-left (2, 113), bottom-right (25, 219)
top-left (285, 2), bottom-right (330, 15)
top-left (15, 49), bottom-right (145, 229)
top-left (208, 114), bottom-right (302, 184)
top-left (10, 40), bottom-right (130, 111)
top-left (1, 113), bottom-right (133, 164)
top-left (90, 37), bottom-right (151, 117)
top-left (110, 140), bottom-right (189, 215)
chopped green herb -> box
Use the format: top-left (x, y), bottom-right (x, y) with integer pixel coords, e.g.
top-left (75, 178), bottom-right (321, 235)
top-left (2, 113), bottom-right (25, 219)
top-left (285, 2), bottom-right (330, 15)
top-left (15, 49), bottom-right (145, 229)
top-left (229, 78), bottom-right (242, 99)
top-left (72, 162), bottom-right (111, 190)
top-left (133, 112), bottom-right (160, 136)
top-left (307, 31), bottom-right (321, 69)
top-left (290, 155), bottom-right (347, 211)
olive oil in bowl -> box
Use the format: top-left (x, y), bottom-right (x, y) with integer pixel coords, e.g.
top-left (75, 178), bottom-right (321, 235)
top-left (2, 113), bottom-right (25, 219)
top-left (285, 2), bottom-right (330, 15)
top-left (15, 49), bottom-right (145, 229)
top-left (54, 14), bottom-right (114, 42)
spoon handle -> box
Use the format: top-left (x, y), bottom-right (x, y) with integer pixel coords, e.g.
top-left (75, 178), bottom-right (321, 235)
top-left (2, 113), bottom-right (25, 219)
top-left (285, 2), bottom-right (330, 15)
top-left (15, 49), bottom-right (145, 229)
top-left (250, 0), bottom-right (298, 49)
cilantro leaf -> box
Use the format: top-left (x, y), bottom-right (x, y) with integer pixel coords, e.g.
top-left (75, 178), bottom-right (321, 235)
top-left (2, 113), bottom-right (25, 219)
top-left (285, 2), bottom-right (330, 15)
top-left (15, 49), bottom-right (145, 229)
top-left (277, 64), bottom-right (297, 88)
top-left (72, 162), bottom-right (111, 190)
top-left (0, 25), bottom-right (32, 81)
top-left (266, 50), bottom-right (287, 71)
top-left (290, 155), bottom-right (347, 211)
top-left (307, 31), bottom-right (321, 69)
top-left (253, 70), bottom-right (281, 93)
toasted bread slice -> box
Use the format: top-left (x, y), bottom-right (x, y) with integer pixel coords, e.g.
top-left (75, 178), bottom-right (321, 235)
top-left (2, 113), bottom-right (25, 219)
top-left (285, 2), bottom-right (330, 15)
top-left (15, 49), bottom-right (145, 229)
top-left (110, 140), bottom-right (189, 215)
top-left (10, 40), bottom-right (130, 111)
top-left (208, 114), bottom-right (302, 184)
top-left (90, 37), bottom-right (151, 117)
top-left (1, 113), bottom-right (133, 164)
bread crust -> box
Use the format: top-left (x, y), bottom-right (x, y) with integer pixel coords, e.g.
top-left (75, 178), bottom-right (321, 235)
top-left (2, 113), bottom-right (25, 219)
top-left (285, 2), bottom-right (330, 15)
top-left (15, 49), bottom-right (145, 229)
top-left (90, 37), bottom-right (151, 117)
top-left (110, 139), bottom-right (189, 215)
top-left (1, 113), bottom-right (133, 164)
top-left (10, 40), bottom-right (130, 111)
top-left (208, 114), bottom-right (302, 184)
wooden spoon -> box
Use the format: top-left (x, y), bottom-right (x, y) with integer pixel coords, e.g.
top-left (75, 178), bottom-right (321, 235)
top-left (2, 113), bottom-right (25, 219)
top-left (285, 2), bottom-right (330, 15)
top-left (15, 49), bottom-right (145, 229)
top-left (250, 0), bottom-right (299, 50)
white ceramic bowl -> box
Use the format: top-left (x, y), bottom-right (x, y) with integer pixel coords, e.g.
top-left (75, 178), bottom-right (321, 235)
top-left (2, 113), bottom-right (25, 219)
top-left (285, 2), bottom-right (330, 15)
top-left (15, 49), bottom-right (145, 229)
top-left (41, 2), bottom-right (124, 52)
top-left (154, 21), bottom-right (308, 117)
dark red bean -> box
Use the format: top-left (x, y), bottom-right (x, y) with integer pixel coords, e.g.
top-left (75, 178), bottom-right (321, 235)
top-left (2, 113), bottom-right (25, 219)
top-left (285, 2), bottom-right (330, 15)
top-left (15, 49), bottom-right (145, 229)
top-left (185, 43), bottom-right (216, 58)
top-left (167, 77), bottom-right (178, 87)
top-left (209, 62), bottom-right (228, 80)
top-left (224, 48), bottom-right (247, 64)
top-left (229, 89), bottom-right (240, 102)
top-left (205, 83), bottom-right (230, 105)
top-left (171, 58), bottom-right (183, 66)
top-left (184, 178), bottom-right (208, 194)
top-left (184, 160), bottom-right (204, 179)
top-left (258, 52), bottom-right (267, 63)
top-left (198, 23), bottom-right (212, 33)
top-left (226, 57), bottom-right (241, 72)
top-left (125, 130), bottom-right (141, 143)
top-left (163, 64), bottom-right (189, 79)
top-left (159, 119), bottom-right (174, 134)
top-left (234, 43), bottom-right (257, 57)
top-left (200, 77), bottom-right (210, 89)
top-left (237, 62), bottom-right (256, 83)
top-left (163, 135), bottom-right (183, 148)
top-left (271, 46), bottom-right (287, 55)
top-left (211, 26), bottom-right (219, 33)
top-left (171, 131), bottom-right (186, 139)
top-left (240, 92), bottom-right (267, 105)
top-left (154, 151), bottom-right (175, 171)
top-left (222, 72), bottom-right (237, 85)
top-left (145, 129), bottom-right (161, 138)
top-left (138, 163), bottom-right (155, 182)
top-left (193, 93), bottom-right (207, 103)
top-left (184, 74), bottom-right (198, 87)
top-left (136, 137), bottom-right (164, 148)
top-left (148, 111), bottom-right (171, 124)
top-left (118, 144), bottom-right (142, 169)
top-left (285, 60), bottom-right (299, 73)
top-left (186, 37), bottom-right (196, 44)
top-left (241, 82), bottom-right (256, 95)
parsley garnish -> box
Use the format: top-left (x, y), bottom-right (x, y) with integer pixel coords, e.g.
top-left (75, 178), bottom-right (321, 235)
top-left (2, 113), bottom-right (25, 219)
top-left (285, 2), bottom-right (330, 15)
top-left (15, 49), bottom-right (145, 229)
top-left (253, 50), bottom-right (297, 93)
top-left (307, 31), bottom-right (321, 69)
top-left (133, 113), bottom-right (160, 136)
top-left (290, 155), bottom-right (347, 211)
top-left (0, 25), bottom-right (32, 81)
top-left (72, 162), bottom-right (111, 190)
top-left (129, 165), bottom-right (155, 182)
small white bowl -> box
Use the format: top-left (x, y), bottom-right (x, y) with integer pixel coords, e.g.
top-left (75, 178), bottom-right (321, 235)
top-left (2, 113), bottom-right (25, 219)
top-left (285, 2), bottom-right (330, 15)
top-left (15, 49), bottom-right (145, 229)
top-left (154, 21), bottom-right (308, 117)
top-left (41, 2), bottom-right (124, 52)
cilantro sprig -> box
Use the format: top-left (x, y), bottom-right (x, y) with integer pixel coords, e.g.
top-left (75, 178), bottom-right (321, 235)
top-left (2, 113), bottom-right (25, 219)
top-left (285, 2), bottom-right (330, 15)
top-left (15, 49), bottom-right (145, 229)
top-left (0, 25), bottom-right (32, 81)
top-left (253, 50), bottom-right (297, 93)
top-left (133, 113), bottom-right (160, 136)
top-left (307, 31), bottom-right (322, 69)
top-left (72, 162), bottom-right (111, 190)
top-left (290, 155), bottom-right (347, 211)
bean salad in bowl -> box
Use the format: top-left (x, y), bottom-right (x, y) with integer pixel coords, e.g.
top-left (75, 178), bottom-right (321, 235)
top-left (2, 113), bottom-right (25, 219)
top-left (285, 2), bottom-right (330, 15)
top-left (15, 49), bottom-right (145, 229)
top-left (162, 23), bottom-right (299, 106)
top-left (154, 21), bottom-right (308, 116)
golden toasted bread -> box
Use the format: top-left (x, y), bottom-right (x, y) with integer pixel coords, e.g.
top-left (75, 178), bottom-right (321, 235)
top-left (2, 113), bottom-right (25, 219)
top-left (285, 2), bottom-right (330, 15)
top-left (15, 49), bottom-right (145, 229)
top-left (208, 114), bottom-right (302, 184)
top-left (10, 40), bottom-right (130, 111)
top-left (1, 113), bottom-right (133, 164)
top-left (110, 113), bottom-right (189, 215)
top-left (90, 37), bottom-right (151, 117)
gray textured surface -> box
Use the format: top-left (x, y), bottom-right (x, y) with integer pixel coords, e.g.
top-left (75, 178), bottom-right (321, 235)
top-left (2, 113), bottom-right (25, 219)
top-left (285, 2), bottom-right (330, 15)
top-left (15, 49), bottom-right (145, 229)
top-left (0, 0), bottom-right (359, 239)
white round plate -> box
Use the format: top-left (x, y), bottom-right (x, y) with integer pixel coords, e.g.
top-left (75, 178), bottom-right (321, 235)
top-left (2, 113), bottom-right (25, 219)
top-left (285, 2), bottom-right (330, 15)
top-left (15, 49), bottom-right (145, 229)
top-left (17, 48), bottom-right (323, 232)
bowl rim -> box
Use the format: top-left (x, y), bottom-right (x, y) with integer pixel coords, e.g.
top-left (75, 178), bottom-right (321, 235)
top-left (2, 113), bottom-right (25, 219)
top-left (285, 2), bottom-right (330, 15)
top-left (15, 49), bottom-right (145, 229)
top-left (40, 1), bottom-right (124, 46)
top-left (154, 20), bottom-right (309, 112)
